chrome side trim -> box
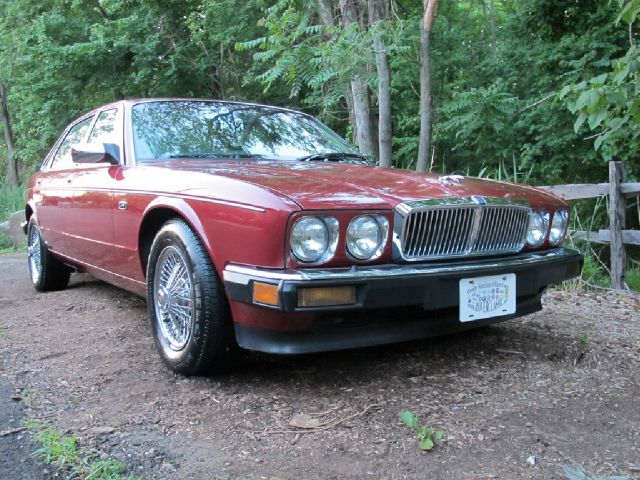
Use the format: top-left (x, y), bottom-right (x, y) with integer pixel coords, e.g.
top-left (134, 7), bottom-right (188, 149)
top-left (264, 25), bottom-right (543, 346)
top-left (42, 186), bottom-right (266, 212)
top-left (223, 248), bottom-right (580, 283)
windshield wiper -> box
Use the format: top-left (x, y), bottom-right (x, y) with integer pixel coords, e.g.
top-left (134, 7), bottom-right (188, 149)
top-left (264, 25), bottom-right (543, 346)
top-left (296, 152), bottom-right (372, 165)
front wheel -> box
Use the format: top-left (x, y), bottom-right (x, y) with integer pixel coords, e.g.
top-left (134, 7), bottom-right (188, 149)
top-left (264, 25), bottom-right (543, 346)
top-left (146, 219), bottom-right (234, 375)
top-left (27, 219), bottom-right (71, 292)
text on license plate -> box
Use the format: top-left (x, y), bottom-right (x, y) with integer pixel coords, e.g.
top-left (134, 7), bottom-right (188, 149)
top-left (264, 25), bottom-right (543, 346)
top-left (459, 273), bottom-right (516, 322)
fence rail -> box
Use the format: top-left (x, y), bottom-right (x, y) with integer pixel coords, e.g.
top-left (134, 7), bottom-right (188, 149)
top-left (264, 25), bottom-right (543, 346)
top-left (539, 161), bottom-right (639, 289)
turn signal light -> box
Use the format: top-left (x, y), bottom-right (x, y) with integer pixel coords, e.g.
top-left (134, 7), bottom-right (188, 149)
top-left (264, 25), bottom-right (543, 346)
top-left (298, 286), bottom-right (357, 308)
top-left (253, 282), bottom-right (280, 307)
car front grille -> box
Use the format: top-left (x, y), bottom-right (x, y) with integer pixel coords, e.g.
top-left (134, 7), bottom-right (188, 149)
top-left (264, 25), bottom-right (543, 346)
top-left (396, 198), bottom-right (531, 261)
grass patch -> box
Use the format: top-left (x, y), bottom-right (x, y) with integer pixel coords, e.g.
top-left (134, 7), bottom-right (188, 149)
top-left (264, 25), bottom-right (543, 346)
top-left (25, 420), bottom-right (138, 480)
top-left (625, 266), bottom-right (640, 292)
top-left (0, 181), bottom-right (24, 222)
top-left (0, 232), bottom-right (27, 254)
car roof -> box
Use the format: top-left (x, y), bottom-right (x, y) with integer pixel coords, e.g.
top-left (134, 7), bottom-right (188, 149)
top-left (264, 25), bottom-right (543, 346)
top-left (66, 98), bottom-right (311, 133)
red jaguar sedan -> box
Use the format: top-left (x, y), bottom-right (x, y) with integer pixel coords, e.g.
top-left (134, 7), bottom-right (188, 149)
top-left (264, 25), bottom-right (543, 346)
top-left (24, 99), bottom-right (583, 375)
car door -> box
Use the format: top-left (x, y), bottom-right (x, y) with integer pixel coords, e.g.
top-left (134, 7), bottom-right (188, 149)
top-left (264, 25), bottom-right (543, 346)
top-left (35, 115), bottom-right (95, 253)
top-left (63, 106), bottom-right (123, 269)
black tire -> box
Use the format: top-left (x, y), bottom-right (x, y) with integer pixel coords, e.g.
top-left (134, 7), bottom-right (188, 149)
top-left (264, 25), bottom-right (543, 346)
top-left (146, 219), bottom-right (234, 375)
top-left (27, 219), bottom-right (71, 292)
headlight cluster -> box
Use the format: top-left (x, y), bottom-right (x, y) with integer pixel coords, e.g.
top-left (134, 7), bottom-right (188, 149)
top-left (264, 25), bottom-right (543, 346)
top-left (526, 209), bottom-right (568, 247)
top-left (290, 214), bottom-right (389, 264)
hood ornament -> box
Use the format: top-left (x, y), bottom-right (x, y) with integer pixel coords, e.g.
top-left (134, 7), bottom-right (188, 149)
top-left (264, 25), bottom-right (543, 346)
top-left (437, 174), bottom-right (464, 186)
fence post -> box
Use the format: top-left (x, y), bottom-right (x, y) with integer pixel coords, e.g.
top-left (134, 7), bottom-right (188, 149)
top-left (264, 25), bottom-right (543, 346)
top-left (609, 161), bottom-right (626, 289)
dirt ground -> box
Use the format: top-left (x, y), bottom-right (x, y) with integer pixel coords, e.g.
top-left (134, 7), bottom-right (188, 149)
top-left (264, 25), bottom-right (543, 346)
top-left (1, 252), bottom-right (639, 480)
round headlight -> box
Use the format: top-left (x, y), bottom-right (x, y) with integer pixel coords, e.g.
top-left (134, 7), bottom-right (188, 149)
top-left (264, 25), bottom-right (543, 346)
top-left (346, 215), bottom-right (387, 260)
top-left (549, 209), bottom-right (569, 245)
top-left (290, 216), bottom-right (329, 263)
top-left (526, 211), bottom-right (548, 247)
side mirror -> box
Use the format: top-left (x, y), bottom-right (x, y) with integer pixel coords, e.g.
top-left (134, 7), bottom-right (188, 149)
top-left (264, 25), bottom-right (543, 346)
top-left (70, 143), bottom-right (120, 165)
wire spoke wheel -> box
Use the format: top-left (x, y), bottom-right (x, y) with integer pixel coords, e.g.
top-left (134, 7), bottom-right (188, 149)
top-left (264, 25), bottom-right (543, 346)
top-left (147, 219), bottom-right (233, 375)
top-left (153, 246), bottom-right (194, 351)
top-left (28, 227), bottom-right (42, 284)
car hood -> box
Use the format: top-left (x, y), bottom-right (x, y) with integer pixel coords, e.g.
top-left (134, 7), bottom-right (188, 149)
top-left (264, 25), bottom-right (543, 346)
top-left (148, 159), bottom-right (562, 210)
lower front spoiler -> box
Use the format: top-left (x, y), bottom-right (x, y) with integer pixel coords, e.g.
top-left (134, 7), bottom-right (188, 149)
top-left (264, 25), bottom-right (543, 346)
top-left (223, 248), bottom-right (583, 354)
top-left (234, 293), bottom-right (543, 354)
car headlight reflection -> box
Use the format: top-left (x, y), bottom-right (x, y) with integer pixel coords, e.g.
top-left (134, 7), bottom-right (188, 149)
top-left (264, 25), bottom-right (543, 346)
top-left (526, 211), bottom-right (549, 247)
top-left (549, 209), bottom-right (569, 246)
top-left (346, 215), bottom-right (389, 260)
top-left (290, 216), bottom-right (338, 263)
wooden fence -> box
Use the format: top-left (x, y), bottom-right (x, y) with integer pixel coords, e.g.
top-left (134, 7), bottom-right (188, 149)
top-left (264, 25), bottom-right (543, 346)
top-left (540, 161), bottom-right (640, 289)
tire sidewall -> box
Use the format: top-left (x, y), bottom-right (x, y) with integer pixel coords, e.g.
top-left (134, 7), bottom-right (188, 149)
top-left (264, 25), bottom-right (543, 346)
top-left (147, 222), bottom-right (214, 373)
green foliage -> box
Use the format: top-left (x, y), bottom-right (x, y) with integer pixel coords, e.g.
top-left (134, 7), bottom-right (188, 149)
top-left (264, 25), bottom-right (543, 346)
top-left (399, 410), bottom-right (444, 451)
top-left (625, 265), bottom-right (640, 291)
top-left (0, 181), bottom-right (23, 221)
top-left (26, 420), bottom-right (137, 480)
top-left (559, 0), bottom-right (640, 179)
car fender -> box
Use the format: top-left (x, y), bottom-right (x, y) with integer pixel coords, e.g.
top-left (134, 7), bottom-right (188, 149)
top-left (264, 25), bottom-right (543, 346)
top-left (140, 196), bottom-right (220, 268)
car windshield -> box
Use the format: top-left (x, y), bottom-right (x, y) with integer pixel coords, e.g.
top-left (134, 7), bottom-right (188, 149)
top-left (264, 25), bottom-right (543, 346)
top-left (131, 101), bottom-right (358, 162)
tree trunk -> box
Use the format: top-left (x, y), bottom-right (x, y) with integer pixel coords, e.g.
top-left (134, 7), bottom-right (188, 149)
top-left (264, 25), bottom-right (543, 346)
top-left (489, 0), bottom-right (497, 56)
top-left (338, 0), bottom-right (376, 157)
top-left (351, 78), bottom-right (376, 156)
top-left (416, 0), bottom-right (438, 172)
top-left (368, 0), bottom-right (393, 167)
top-left (316, 0), bottom-right (335, 27)
top-left (0, 84), bottom-right (19, 186)
top-left (345, 85), bottom-right (358, 144)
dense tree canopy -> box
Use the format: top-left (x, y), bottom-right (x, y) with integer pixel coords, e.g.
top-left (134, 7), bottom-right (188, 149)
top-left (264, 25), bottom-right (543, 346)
top-left (0, 0), bottom-right (637, 185)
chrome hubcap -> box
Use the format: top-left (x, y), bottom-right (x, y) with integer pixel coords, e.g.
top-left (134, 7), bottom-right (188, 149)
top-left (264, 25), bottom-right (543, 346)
top-left (153, 246), bottom-right (194, 351)
top-left (28, 228), bottom-right (42, 284)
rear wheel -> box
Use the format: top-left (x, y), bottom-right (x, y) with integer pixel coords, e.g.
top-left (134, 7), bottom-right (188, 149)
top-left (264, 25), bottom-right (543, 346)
top-left (146, 219), bottom-right (234, 375)
top-left (27, 219), bottom-right (71, 291)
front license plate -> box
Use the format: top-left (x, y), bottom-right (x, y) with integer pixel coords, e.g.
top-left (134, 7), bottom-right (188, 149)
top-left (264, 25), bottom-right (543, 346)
top-left (459, 273), bottom-right (516, 322)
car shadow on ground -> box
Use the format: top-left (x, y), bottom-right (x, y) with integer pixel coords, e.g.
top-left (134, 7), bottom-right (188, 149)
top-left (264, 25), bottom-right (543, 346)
top-left (66, 275), bottom-right (586, 387)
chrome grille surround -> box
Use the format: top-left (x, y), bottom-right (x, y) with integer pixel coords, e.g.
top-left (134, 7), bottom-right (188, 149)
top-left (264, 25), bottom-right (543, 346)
top-left (394, 197), bottom-right (531, 261)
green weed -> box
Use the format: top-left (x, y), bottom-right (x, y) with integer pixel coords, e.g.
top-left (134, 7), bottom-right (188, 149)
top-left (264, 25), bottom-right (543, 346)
top-left (399, 411), bottom-right (444, 451)
top-left (25, 420), bottom-right (138, 480)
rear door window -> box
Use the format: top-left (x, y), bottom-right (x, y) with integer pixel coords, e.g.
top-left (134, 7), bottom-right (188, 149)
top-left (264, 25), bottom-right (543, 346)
top-left (49, 116), bottom-right (94, 170)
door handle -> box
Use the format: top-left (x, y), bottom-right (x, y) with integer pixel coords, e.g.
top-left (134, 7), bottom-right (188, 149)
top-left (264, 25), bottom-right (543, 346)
top-left (36, 179), bottom-right (42, 186)
top-left (66, 178), bottom-right (73, 184)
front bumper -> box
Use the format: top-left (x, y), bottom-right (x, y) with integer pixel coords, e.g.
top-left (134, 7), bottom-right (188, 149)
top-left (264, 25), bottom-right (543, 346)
top-left (223, 248), bottom-right (583, 353)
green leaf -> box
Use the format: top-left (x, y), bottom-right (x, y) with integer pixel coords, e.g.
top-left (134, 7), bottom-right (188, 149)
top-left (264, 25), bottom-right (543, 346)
top-left (574, 112), bottom-right (587, 133)
top-left (419, 438), bottom-right (434, 450)
top-left (589, 73), bottom-right (608, 86)
top-left (557, 85), bottom-right (571, 100)
top-left (588, 108), bottom-right (608, 130)
top-left (434, 430), bottom-right (444, 441)
top-left (399, 411), bottom-right (418, 431)
top-left (606, 92), bottom-right (627, 105)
